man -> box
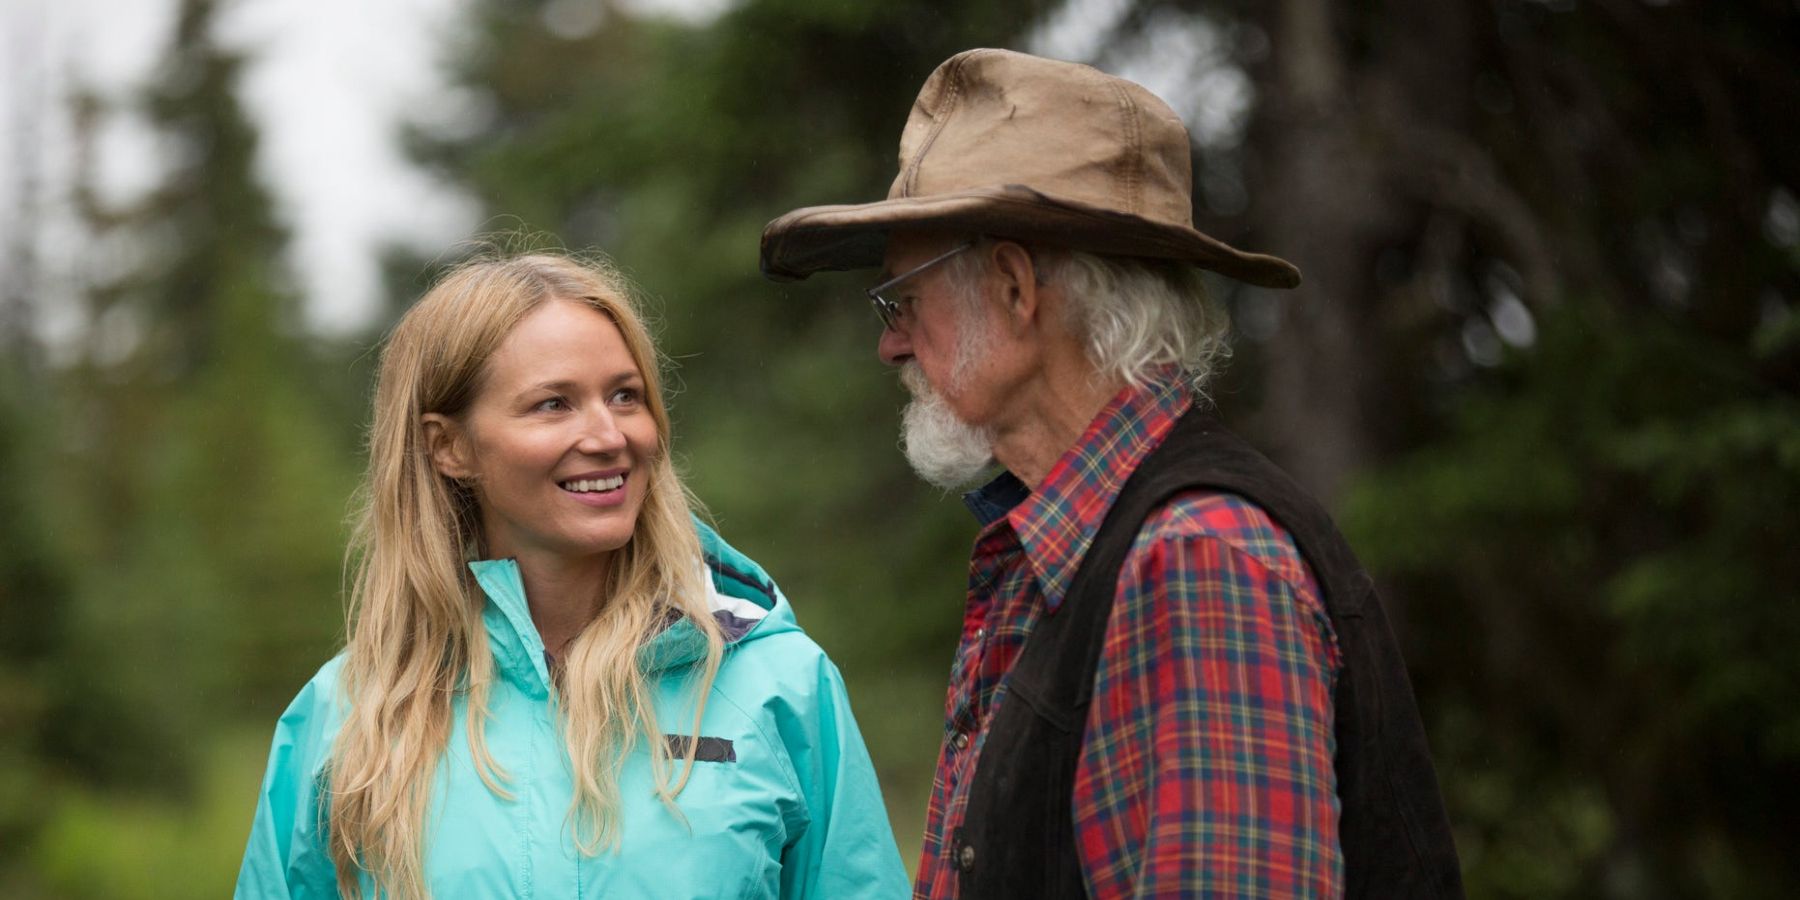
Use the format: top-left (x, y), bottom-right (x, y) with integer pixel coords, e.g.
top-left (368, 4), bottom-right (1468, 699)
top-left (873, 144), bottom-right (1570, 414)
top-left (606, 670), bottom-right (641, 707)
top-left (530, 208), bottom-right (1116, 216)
top-left (760, 49), bottom-right (1462, 899)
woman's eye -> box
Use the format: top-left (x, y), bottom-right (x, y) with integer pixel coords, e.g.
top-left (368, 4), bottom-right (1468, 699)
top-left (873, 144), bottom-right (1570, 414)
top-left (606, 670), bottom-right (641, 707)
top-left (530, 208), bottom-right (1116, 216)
top-left (609, 388), bottom-right (641, 407)
top-left (533, 397), bottom-right (569, 412)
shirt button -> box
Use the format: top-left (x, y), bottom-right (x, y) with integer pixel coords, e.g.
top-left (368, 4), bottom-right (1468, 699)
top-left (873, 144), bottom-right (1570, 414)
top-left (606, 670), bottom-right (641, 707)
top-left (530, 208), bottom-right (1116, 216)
top-left (953, 732), bottom-right (970, 751)
top-left (973, 627), bottom-right (985, 643)
top-left (958, 844), bottom-right (976, 870)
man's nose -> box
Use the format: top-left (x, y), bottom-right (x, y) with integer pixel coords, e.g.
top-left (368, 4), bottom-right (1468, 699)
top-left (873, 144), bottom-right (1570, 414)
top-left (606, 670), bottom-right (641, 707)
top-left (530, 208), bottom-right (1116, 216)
top-left (878, 324), bottom-right (913, 367)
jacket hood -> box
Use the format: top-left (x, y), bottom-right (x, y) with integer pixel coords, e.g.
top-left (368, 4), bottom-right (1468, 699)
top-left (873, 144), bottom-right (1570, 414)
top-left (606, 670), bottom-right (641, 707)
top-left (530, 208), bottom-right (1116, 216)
top-left (468, 520), bottom-right (798, 695)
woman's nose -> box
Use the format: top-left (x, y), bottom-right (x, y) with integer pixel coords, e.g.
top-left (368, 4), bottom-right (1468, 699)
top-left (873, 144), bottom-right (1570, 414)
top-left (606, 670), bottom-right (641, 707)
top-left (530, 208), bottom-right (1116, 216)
top-left (576, 408), bottom-right (626, 455)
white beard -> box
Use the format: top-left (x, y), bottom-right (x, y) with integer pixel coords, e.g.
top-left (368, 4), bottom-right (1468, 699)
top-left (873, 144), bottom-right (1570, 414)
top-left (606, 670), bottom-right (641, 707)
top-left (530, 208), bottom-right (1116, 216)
top-left (900, 361), bottom-right (995, 491)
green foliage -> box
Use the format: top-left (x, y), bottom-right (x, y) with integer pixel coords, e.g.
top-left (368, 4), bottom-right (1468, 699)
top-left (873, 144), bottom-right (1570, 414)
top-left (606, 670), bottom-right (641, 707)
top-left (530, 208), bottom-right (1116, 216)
top-left (1, 0), bottom-right (356, 881)
top-left (26, 731), bottom-right (268, 900)
top-left (0, 380), bottom-right (75, 867)
top-left (45, 0), bottom-right (358, 789)
top-left (1340, 306), bottom-right (1800, 897)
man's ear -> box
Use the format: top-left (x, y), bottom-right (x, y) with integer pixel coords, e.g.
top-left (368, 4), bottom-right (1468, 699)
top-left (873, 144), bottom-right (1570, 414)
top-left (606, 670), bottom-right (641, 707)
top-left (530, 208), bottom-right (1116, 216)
top-left (421, 413), bottom-right (476, 481)
top-left (989, 240), bottom-right (1044, 333)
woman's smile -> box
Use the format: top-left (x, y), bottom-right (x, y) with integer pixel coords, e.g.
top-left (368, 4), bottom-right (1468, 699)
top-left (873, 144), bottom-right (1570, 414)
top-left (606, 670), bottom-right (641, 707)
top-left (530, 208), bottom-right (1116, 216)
top-left (558, 469), bottom-right (630, 506)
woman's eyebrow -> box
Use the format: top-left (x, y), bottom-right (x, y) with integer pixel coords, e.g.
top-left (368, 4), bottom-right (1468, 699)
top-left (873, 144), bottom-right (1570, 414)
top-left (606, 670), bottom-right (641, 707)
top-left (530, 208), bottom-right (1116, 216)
top-left (516, 372), bottom-right (642, 395)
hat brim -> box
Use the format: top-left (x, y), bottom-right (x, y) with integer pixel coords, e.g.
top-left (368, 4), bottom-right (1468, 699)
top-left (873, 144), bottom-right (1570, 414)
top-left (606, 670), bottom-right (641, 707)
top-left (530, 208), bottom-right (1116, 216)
top-left (759, 184), bottom-right (1301, 289)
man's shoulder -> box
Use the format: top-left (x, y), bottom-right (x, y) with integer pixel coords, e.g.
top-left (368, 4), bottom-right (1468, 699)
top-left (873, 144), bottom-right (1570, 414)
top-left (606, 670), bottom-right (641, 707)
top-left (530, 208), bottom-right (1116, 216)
top-left (1133, 489), bottom-right (1317, 594)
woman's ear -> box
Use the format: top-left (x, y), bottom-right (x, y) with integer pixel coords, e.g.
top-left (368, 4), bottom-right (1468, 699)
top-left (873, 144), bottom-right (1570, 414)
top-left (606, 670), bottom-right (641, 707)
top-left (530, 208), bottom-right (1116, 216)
top-left (421, 413), bottom-right (476, 481)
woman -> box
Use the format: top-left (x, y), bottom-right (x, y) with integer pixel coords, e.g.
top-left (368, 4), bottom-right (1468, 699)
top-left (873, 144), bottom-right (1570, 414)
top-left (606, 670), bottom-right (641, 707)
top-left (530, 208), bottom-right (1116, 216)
top-left (235, 252), bottom-right (909, 898)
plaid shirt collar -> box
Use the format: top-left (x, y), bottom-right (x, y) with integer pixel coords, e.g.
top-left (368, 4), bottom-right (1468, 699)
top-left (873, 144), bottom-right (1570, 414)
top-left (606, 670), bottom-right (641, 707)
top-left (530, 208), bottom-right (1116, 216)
top-left (961, 367), bottom-right (1194, 612)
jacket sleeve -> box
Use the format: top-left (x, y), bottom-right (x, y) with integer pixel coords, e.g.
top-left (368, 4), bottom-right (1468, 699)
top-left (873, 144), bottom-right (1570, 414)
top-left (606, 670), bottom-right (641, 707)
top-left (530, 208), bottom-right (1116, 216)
top-left (775, 651), bottom-right (912, 899)
top-left (235, 662), bottom-right (344, 900)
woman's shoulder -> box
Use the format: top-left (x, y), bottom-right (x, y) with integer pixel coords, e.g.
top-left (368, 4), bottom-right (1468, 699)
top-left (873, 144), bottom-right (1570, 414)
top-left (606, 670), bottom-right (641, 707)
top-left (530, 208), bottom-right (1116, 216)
top-left (729, 617), bottom-right (834, 671)
top-left (270, 653), bottom-right (352, 751)
top-left (711, 615), bottom-right (853, 736)
top-left (690, 520), bottom-right (854, 709)
top-left (695, 523), bottom-right (825, 661)
top-left (293, 652), bottom-right (349, 704)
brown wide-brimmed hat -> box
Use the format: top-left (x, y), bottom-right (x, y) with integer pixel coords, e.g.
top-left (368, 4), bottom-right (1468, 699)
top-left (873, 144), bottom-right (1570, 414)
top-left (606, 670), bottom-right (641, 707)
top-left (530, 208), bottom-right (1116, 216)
top-left (760, 48), bottom-right (1300, 289)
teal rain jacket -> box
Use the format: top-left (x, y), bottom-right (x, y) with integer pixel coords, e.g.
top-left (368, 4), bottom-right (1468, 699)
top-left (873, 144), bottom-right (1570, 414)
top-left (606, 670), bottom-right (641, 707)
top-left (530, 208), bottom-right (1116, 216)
top-left (235, 524), bottom-right (909, 898)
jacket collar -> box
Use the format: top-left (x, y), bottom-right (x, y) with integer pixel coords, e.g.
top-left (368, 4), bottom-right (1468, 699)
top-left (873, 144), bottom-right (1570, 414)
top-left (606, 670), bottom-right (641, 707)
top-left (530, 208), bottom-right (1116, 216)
top-left (467, 540), bottom-right (777, 698)
top-left (470, 557), bottom-right (552, 695)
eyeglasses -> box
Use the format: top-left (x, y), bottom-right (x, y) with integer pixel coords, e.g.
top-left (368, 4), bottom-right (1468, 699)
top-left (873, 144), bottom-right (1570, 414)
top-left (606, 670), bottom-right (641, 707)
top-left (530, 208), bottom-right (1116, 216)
top-left (865, 241), bottom-right (975, 332)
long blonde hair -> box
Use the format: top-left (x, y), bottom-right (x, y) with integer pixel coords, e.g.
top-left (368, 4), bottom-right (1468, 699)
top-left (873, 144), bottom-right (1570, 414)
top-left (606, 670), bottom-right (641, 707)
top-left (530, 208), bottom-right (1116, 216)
top-left (328, 252), bottom-right (724, 899)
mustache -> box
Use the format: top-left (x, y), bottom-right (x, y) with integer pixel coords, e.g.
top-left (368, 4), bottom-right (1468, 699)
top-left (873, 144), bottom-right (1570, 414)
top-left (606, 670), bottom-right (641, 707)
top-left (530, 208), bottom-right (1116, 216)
top-left (900, 361), bottom-right (932, 397)
top-left (897, 361), bottom-right (994, 490)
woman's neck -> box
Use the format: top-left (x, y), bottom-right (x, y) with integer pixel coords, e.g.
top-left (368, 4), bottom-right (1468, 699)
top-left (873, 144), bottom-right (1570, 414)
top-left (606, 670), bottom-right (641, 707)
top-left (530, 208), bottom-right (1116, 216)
top-left (511, 549), bottom-right (611, 657)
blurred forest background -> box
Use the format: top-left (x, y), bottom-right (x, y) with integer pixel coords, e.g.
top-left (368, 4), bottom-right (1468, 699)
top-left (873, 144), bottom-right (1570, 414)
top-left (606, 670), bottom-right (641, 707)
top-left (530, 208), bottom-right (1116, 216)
top-left (2, 0), bottom-right (1797, 896)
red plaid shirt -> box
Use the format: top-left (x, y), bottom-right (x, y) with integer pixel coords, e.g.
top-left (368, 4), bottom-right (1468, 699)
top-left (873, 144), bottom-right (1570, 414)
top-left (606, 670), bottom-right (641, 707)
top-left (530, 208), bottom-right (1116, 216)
top-left (913, 372), bottom-right (1344, 898)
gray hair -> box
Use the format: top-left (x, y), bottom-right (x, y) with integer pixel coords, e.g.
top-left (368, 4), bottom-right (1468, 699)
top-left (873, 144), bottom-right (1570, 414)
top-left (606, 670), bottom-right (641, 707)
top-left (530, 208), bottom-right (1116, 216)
top-left (948, 239), bottom-right (1231, 393)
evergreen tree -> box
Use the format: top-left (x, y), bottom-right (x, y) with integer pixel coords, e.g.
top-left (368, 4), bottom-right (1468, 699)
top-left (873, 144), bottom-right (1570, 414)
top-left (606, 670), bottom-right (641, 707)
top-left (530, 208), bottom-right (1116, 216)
top-left (51, 0), bottom-right (357, 789)
top-left (1165, 0), bottom-right (1800, 893)
top-left (0, 16), bottom-right (69, 874)
top-left (0, 347), bottom-right (75, 887)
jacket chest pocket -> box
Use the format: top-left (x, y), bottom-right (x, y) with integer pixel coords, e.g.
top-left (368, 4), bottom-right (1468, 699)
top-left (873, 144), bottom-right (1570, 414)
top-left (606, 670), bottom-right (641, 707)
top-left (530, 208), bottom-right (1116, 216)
top-left (606, 731), bottom-right (796, 899)
top-left (666, 733), bottom-right (737, 763)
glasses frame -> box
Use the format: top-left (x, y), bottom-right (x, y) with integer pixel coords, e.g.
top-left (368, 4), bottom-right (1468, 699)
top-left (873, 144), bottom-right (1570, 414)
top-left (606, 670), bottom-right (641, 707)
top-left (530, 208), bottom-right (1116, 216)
top-left (865, 241), bottom-right (976, 332)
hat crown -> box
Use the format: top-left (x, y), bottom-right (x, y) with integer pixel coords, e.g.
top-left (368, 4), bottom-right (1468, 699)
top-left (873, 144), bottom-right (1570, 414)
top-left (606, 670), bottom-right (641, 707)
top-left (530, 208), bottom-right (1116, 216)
top-left (888, 49), bottom-right (1196, 230)
top-left (758, 49), bottom-right (1300, 289)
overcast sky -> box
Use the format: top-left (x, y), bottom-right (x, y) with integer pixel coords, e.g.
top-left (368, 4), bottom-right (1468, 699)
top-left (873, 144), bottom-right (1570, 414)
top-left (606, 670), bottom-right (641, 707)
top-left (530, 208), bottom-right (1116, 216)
top-left (1, 0), bottom-right (727, 338)
top-left (3, 0), bottom-right (488, 336)
top-left (0, 0), bottom-right (1230, 339)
